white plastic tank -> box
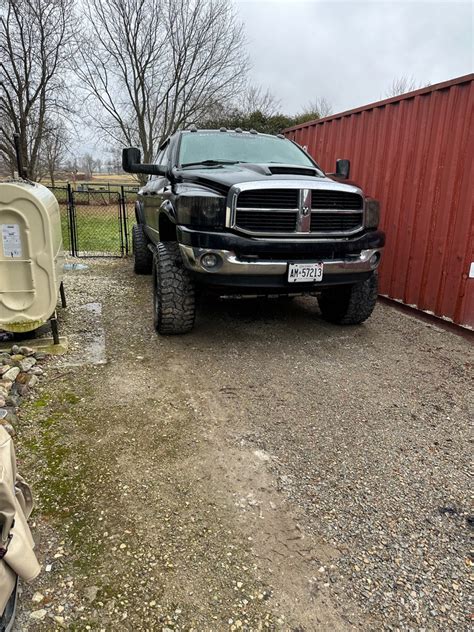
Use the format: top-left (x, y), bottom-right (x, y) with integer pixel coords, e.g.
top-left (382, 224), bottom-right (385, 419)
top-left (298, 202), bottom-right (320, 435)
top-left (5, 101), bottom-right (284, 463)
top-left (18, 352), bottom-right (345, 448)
top-left (0, 180), bottom-right (63, 334)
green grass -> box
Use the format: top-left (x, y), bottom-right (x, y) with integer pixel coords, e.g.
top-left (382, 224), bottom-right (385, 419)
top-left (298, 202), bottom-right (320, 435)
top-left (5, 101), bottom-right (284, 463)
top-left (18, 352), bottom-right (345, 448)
top-left (74, 209), bottom-right (123, 254)
top-left (50, 186), bottom-right (138, 255)
top-left (60, 208), bottom-right (71, 252)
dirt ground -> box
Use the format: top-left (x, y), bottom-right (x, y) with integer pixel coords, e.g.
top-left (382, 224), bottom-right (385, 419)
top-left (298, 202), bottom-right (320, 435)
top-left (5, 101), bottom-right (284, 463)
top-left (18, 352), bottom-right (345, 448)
top-left (13, 259), bottom-right (472, 631)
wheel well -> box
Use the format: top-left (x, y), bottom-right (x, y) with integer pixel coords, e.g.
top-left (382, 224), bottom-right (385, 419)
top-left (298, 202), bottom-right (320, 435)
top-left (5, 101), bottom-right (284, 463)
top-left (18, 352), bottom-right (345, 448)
top-left (159, 214), bottom-right (177, 242)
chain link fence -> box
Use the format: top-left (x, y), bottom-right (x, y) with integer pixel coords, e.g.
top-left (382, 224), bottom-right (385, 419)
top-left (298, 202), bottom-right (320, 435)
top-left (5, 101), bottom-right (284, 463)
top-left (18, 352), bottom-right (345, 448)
top-left (49, 184), bottom-right (138, 257)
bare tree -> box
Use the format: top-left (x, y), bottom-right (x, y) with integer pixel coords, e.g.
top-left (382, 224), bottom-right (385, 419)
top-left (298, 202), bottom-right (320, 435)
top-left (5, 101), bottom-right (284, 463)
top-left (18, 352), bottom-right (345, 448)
top-left (201, 84), bottom-right (280, 129)
top-left (82, 153), bottom-right (97, 179)
top-left (106, 148), bottom-right (122, 175)
top-left (240, 85), bottom-right (280, 118)
top-left (385, 76), bottom-right (431, 98)
top-left (307, 97), bottom-right (333, 118)
top-left (41, 121), bottom-right (69, 187)
top-left (0, 0), bottom-right (74, 178)
top-left (295, 97), bottom-right (333, 124)
top-left (75, 0), bottom-right (247, 172)
top-left (63, 156), bottom-right (78, 180)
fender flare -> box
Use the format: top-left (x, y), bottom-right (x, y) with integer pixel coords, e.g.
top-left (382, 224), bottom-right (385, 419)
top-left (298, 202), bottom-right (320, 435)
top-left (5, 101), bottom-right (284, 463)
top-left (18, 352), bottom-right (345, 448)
top-left (158, 200), bottom-right (178, 241)
top-left (159, 199), bottom-right (177, 224)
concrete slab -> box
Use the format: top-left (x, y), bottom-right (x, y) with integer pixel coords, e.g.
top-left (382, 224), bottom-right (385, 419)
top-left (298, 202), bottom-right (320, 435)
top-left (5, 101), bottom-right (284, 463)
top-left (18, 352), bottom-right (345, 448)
top-left (0, 337), bottom-right (68, 355)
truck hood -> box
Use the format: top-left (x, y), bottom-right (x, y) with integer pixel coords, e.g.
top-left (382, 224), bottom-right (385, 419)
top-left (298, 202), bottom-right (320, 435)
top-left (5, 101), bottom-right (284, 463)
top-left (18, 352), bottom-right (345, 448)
top-left (174, 163), bottom-right (363, 196)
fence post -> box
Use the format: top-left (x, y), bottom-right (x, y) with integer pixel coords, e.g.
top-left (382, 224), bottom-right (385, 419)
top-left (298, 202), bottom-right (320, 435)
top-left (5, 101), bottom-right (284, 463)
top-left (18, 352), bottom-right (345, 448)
top-left (66, 183), bottom-right (77, 256)
top-left (117, 188), bottom-right (124, 256)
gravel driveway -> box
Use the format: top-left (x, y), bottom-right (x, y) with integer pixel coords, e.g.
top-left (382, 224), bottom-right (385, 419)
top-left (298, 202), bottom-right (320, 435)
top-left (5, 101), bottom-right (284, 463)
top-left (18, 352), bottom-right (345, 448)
top-left (14, 259), bottom-right (472, 631)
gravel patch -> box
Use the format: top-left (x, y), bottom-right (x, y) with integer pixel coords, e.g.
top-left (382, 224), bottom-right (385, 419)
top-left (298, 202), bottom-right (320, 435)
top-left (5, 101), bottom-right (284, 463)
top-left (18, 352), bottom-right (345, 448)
top-left (12, 258), bottom-right (472, 631)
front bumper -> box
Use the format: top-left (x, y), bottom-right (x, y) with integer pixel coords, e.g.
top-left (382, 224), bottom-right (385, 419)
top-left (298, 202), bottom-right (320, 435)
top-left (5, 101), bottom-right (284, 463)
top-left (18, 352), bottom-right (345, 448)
top-left (180, 244), bottom-right (382, 277)
top-left (176, 227), bottom-right (385, 289)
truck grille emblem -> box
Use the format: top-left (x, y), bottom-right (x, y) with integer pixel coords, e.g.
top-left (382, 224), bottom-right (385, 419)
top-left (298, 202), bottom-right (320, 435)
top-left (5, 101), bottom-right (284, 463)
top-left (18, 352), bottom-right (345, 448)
top-left (297, 189), bottom-right (312, 232)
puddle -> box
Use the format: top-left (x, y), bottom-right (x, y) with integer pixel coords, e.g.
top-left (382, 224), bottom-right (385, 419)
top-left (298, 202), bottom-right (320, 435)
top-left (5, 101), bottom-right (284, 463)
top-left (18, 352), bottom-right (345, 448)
top-left (58, 302), bottom-right (107, 367)
top-left (64, 263), bottom-right (89, 271)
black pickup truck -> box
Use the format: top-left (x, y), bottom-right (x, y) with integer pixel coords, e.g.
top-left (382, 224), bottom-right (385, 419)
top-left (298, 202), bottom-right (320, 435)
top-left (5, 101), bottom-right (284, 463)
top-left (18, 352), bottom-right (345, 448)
top-left (122, 128), bottom-right (385, 334)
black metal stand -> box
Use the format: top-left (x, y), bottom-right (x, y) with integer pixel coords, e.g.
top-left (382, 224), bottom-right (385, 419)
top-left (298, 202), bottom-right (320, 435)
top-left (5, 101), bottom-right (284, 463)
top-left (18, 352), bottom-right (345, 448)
top-left (50, 312), bottom-right (59, 345)
top-left (60, 281), bottom-right (67, 308)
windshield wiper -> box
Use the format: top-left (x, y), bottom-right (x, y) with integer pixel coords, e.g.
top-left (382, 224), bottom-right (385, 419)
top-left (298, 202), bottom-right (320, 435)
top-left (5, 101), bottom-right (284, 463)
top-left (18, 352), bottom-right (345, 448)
top-left (180, 159), bottom-right (240, 168)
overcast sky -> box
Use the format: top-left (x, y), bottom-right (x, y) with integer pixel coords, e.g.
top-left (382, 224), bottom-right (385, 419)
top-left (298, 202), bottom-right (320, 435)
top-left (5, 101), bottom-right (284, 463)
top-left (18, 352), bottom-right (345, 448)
top-left (235, 0), bottom-right (473, 115)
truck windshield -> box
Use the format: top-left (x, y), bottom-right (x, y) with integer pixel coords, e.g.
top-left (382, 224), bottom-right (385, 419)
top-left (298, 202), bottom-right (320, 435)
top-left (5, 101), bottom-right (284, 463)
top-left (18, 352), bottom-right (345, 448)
top-left (179, 131), bottom-right (316, 168)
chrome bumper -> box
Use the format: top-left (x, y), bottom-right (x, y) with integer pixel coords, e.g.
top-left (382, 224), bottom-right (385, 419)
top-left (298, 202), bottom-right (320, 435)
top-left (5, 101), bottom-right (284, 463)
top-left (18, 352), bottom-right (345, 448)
top-left (179, 245), bottom-right (382, 276)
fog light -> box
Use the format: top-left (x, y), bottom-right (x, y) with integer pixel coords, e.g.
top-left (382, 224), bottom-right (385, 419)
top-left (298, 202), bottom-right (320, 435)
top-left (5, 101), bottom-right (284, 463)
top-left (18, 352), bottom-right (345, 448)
top-left (369, 252), bottom-right (380, 268)
top-left (201, 253), bottom-right (220, 269)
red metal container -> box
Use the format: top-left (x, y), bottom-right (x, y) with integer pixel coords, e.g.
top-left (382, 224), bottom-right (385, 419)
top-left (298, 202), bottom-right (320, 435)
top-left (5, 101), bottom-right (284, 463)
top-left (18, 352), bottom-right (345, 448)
top-left (285, 75), bottom-right (474, 329)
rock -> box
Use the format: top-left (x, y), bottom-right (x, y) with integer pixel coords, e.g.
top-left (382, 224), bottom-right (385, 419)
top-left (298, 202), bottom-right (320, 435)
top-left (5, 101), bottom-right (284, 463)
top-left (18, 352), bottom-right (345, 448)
top-left (19, 346), bottom-right (35, 357)
top-left (0, 365), bottom-right (11, 376)
top-left (84, 586), bottom-right (100, 602)
top-left (0, 353), bottom-right (11, 362)
top-left (3, 367), bottom-right (20, 382)
top-left (4, 411), bottom-right (18, 424)
top-left (9, 354), bottom-right (24, 365)
top-left (29, 609), bottom-right (47, 621)
top-left (0, 397), bottom-right (5, 408)
top-left (19, 357), bottom-right (36, 372)
top-left (5, 394), bottom-right (19, 407)
top-left (0, 381), bottom-right (13, 398)
top-left (15, 372), bottom-right (29, 385)
top-left (10, 345), bottom-right (20, 355)
top-left (34, 351), bottom-right (47, 361)
top-left (29, 366), bottom-right (44, 376)
top-left (28, 375), bottom-right (39, 388)
top-left (31, 592), bottom-right (44, 603)
top-left (15, 384), bottom-right (29, 397)
top-left (0, 409), bottom-right (7, 420)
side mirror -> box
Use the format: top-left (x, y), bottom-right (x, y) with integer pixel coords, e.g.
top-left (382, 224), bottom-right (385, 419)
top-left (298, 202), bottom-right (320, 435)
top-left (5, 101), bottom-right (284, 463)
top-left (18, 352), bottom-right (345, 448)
top-left (122, 147), bottom-right (166, 176)
top-left (335, 158), bottom-right (350, 180)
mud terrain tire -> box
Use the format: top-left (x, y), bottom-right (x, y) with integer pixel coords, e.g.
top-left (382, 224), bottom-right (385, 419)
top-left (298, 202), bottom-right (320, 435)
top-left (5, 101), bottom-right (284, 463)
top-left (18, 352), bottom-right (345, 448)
top-left (318, 272), bottom-right (378, 325)
top-left (132, 224), bottom-right (153, 275)
top-left (152, 242), bottom-right (196, 335)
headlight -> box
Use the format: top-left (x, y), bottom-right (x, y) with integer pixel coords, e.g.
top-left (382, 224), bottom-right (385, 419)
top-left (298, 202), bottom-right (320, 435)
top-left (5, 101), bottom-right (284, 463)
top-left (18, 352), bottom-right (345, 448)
top-left (175, 195), bottom-right (225, 228)
top-left (365, 198), bottom-right (380, 229)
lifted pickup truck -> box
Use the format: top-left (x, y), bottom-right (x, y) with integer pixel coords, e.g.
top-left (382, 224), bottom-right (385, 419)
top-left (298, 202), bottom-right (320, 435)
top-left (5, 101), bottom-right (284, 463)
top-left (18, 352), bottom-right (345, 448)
top-left (123, 128), bottom-right (385, 334)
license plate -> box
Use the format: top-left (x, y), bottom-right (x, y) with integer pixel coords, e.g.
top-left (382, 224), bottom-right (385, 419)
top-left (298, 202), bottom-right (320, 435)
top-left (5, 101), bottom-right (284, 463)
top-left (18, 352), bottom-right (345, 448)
top-left (288, 262), bottom-right (324, 283)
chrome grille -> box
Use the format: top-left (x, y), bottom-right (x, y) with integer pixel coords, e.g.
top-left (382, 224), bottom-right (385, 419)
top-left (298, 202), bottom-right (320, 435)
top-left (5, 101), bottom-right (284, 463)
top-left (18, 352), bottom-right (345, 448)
top-left (233, 187), bottom-right (364, 236)
top-left (310, 212), bottom-right (363, 232)
top-left (235, 210), bottom-right (298, 233)
top-left (311, 191), bottom-right (363, 210)
top-left (237, 189), bottom-right (299, 210)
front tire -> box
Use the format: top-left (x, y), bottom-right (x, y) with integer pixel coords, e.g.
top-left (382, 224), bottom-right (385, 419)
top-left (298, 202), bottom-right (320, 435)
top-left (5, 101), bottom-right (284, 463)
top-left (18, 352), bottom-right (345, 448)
top-left (132, 224), bottom-right (153, 275)
top-left (318, 272), bottom-right (378, 325)
top-left (152, 242), bottom-right (196, 335)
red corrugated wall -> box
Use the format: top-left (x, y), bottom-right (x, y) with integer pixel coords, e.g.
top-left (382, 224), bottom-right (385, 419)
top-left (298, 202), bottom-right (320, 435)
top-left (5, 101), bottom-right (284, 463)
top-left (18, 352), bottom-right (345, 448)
top-left (285, 75), bottom-right (474, 329)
